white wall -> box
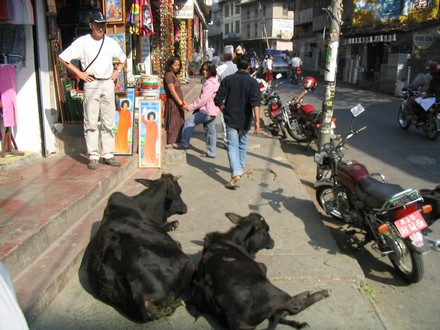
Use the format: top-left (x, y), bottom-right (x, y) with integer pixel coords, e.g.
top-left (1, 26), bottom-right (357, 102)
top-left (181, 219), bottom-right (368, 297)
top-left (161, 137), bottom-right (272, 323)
top-left (13, 26), bottom-right (42, 154)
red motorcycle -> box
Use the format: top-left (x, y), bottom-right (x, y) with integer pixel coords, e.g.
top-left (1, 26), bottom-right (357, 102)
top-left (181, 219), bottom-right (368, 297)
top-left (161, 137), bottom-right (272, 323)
top-left (286, 76), bottom-right (336, 148)
top-left (314, 104), bottom-right (436, 283)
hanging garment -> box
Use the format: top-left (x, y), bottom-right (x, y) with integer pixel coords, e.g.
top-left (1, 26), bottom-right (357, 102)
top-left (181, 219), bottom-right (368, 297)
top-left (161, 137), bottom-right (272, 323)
top-left (0, 65), bottom-right (17, 127)
top-left (6, 0), bottom-right (34, 25)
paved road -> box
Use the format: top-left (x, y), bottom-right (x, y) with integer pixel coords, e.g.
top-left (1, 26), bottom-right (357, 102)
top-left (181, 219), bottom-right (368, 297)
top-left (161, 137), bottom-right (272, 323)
top-left (274, 78), bottom-right (440, 329)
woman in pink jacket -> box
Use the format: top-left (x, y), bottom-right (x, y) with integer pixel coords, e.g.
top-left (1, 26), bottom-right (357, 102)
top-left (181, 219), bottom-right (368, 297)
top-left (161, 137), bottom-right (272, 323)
top-left (176, 61), bottom-right (221, 158)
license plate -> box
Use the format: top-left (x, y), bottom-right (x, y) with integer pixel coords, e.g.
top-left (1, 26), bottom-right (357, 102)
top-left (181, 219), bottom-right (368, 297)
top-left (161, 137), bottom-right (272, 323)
top-left (394, 210), bottom-right (428, 238)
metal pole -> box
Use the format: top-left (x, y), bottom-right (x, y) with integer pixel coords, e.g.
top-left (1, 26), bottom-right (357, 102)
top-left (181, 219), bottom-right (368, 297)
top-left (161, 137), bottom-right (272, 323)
top-left (258, 1), bottom-right (270, 49)
top-left (319, 0), bottom-right (343, 148)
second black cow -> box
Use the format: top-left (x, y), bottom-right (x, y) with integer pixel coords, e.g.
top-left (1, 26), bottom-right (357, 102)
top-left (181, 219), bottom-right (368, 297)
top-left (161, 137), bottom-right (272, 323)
top-left (86, 174), bottom-right (193, 322)
top-left (188, 212), bottom-right (330, 329)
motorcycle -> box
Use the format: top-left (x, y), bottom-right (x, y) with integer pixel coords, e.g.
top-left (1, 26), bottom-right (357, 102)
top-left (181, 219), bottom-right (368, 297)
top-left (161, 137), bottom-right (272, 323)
top-left (314, 103), bottom-right (438, 283)
top-left (286, 76), bottom-right (336, 148)
top-left (262, 74), bottom-right (291, 138)
top-left (397, 88), bottom-right (440, 140)
top-left (290, 66), bottom-right (303, 84)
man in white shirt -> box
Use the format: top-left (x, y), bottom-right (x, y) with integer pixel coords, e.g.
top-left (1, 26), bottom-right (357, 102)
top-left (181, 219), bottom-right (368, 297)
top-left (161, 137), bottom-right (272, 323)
top-left (59, 12), bottom-right (126, 170)
top-left (289, 54), bottom-right (303, 69)
top-left (216, 46), bottom-right (238, 144)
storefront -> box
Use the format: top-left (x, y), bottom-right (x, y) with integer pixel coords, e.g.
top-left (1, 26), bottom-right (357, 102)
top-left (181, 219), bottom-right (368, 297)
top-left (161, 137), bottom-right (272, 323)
top-left (0, 0), bottom-right (210, 159)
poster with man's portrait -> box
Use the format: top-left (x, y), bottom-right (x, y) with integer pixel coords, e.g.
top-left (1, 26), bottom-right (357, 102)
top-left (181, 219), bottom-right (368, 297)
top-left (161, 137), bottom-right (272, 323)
top-left (139, 99), bottom-right (162, 168)
top-left (114, 88), bottom-right (135, 155)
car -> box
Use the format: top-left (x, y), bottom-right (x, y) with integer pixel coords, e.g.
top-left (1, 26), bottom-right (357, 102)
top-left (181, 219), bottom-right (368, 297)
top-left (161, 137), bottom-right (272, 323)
top-left (272, 55), bottom-right (289, 78)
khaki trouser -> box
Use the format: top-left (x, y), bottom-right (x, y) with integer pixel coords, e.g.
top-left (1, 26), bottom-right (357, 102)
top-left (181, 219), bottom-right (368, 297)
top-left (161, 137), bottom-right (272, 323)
top-left (83, 79), bottom-right (116, 160)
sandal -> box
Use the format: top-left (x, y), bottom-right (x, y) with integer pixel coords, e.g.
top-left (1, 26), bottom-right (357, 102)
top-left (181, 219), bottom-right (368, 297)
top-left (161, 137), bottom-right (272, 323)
top-left (173, 143), bottom-right (189, 150)
top-left (225, 183), bottom-right (238, 190)
top-left (225, 175), bottom-right (241, 190)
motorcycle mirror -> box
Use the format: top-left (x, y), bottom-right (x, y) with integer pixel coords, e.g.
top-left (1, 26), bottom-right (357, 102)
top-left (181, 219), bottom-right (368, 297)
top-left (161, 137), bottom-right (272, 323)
top-left (275, 73), bottom-right (283, 79)
top-left (350, 104), bottom-right (365, 117)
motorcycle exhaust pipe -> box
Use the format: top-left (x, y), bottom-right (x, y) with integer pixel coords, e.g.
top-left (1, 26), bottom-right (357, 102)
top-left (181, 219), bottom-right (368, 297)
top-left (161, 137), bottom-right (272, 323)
top-left (424, 236), bottom-right (440, 252)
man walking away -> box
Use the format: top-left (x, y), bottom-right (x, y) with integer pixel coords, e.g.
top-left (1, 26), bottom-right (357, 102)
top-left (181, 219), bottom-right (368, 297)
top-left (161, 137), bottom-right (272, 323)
top-left (214, 55), bottom-right (261, 189)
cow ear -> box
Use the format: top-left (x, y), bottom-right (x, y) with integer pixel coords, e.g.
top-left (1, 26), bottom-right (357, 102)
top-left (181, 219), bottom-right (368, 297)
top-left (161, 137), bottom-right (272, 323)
top-left (135, 178), bottom-right (154, 188)
top-left (225, 212), bottom-right (242, 224)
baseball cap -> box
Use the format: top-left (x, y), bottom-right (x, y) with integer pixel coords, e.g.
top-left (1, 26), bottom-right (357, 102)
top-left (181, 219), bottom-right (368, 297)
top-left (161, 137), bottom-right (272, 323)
top-left (90, 12), bottom-right (107, 24)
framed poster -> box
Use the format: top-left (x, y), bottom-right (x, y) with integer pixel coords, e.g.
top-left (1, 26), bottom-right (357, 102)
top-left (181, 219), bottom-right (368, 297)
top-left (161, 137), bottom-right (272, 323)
top-left (114, 88), bottom-right (135, 155)
top-left (139, 99), bottom-right (162, 168)
top-left (107, 33), bottom-right (125, 52)
top-left (114, 70), bottom-right (126, 94)
top-left (102, 0), bottom-right (124, 24)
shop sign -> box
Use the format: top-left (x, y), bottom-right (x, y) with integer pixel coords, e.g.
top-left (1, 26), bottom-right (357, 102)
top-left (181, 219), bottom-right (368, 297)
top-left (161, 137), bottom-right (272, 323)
top-left (413, 31), bottom-right (433, 49)
top-left (174, 0), bottom-right (194, 19)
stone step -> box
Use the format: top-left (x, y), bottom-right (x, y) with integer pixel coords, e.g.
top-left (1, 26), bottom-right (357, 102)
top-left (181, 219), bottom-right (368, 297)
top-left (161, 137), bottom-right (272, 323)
top-left (0, 152), bottom-right (159, 324)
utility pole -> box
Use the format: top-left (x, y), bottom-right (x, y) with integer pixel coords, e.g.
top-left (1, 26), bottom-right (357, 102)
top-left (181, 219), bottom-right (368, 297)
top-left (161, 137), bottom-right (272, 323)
top-left (319, 0), bottom-right (343, 148)
top-left (258, 1), bottom-right (270, 49)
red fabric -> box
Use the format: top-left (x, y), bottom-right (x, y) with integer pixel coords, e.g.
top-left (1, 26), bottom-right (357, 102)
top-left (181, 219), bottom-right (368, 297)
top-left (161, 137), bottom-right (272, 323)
top-left (0, 0), bottom-right (8, 21)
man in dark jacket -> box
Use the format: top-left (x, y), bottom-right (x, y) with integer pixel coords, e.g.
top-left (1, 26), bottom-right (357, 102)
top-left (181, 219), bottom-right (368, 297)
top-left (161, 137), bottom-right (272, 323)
top-left (214, 55), bottom-right (261, 189)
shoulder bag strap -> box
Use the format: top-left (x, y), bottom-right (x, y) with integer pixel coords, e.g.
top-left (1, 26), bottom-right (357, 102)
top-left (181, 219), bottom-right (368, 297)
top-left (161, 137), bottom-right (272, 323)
top-left (83, 36), bottom-right (105, 72)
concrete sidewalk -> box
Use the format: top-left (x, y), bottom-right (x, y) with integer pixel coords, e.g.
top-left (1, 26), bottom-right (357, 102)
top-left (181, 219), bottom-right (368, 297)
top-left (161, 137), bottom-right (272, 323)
top-left (31, 101), bottom-right (389, 328)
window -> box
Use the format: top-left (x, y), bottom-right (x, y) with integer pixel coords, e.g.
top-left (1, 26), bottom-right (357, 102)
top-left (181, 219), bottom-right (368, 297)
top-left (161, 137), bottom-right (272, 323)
top-left (283, 4), bottom-right (288, 16)
top-left (224, 23), bottom-right (229, 35)
top-left (224, 5), bottom-right (229, 17)
top-left (254, 23), bottom-right (258, 38)
top-left (247, 8), bottom-right (250, 19)
top-left (247, 23), bottom-right (250, 38)
top-left (235, 3), bottom-right (240, 15)
top-left (235, 21), bottom-right (240, 33)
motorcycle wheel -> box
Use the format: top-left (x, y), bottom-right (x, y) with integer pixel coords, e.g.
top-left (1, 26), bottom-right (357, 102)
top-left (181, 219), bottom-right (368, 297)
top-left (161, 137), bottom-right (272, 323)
top-left (287, 117), bottom-right (308, 142)
top-left (315, 184), bottom-right (346, 220)
top-left (384, 229), bottom-right (424, 283)
top-left (424, 113), bottom-right (440, 140)
top-left (397, 103), bottom-right (411, 130)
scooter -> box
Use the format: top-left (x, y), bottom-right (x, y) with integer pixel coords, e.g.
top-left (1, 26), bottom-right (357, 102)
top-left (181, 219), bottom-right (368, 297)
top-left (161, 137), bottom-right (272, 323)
top-left (398, 88), bottom-right (440, 140)
top-left (314, 104), bottom-right (438, 283)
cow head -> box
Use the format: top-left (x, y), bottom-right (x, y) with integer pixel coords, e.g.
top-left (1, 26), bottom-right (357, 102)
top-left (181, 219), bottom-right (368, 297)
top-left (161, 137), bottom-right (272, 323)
top-left (225, 212), bottom-right (275, 255)
top-left (135, 174), bottom-right (188, 216)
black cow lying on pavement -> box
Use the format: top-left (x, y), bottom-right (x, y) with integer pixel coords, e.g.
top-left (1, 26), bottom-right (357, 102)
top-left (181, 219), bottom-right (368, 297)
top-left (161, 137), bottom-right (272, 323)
top-left (188, 212), bottom-right (330, 329)
top-left (132, 174), bottom-right (187, 231)
top-left (87, 174), bottom-right (194, 322)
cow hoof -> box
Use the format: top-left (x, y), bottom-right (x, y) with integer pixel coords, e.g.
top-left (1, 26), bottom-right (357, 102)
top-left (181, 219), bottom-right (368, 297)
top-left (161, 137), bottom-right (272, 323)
top-left (165, 220), bottom-right (179, 232)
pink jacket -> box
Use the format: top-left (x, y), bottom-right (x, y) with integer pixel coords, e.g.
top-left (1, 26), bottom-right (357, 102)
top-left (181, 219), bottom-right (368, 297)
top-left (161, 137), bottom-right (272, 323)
top-left (188, 77), bottom-right (221, 116)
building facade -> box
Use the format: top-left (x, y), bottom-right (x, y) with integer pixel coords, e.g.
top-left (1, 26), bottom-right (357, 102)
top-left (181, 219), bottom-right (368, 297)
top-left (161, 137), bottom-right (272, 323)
top-left (208, 0), bottom-right (294, 56)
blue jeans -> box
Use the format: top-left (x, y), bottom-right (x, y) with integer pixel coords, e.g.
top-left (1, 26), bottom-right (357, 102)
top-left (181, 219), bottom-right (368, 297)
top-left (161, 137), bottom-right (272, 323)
top-left (181, 111), bottom-right (217, 157)
top-left (226, 126), bottom-right (248, 178)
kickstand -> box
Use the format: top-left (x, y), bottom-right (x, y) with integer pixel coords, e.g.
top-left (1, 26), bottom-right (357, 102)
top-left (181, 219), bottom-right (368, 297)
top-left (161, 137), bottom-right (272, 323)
top-left (1, 127), bottom-right (25, 158)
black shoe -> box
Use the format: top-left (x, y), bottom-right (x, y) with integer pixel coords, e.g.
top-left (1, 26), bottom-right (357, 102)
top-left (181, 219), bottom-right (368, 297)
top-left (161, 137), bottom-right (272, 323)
top-left (102, 157), bottom-right (120, 167)
top-left (87, 159), bottom-right (98, 170)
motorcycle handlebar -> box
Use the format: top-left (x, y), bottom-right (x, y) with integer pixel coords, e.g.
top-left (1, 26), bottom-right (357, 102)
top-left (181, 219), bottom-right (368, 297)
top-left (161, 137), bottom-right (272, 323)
top-left (335, 125), bottom-right (367, 150)
top-left (355, 126), bottom-right (367, 134)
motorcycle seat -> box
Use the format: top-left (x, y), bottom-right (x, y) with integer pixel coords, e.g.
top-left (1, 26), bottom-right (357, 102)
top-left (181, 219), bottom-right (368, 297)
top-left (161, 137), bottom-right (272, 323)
top-left (356, 176), bottom-right (404, 209)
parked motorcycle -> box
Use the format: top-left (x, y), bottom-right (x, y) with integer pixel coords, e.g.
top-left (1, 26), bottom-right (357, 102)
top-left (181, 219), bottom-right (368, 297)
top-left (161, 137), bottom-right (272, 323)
top-left (397, 88), bottom-right (440, 140)
top-left (314, 104), bottom-right (437, 283)
top-left (286, 76), bottom-right (336, 148)
top-left (290, 66), bottom-right (303, 84)
top-left (262, 74), bottom-right (291, 138)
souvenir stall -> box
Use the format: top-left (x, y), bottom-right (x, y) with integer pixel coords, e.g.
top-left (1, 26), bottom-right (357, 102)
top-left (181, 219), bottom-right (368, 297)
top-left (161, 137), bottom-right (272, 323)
top-left (47, 0), bottom-right (207, 168)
